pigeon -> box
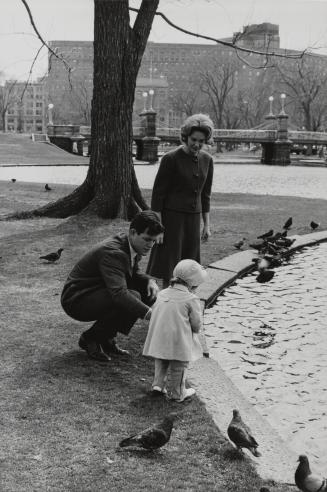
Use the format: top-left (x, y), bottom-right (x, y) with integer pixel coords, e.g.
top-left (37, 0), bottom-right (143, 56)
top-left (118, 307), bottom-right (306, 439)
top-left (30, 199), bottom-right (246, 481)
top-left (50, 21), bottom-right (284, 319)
top-left (266, 242), bottom-right (279, 255)
top-left (266, 231), bottom-right (282, 243)
top-left (263, 254), bottom-right (282, 268)
top-left (257, 258), bottom-right (270, 271)
top-left (310, 221), bottom-right (320, 230)
top-left (40, 248), bottom-right (64, 263)
top-left (283, 217), bottom-right (293, 230)
top-left (295, 454), bottom-right (327, 492)
top-left (234, 238), bottom-right (246, 250)
top-left (257, 229), bottom-right (274, 240)
top-left (256, 270), bottom-right (275, 283)
top-left (45, 184), bottom-right (52, 191)
top-left (275, 238), bottom-right (296, 248)
top-left (11, 178), bottom-right (16, 183)
top-left (119, 413), bottom-right (178, 450)
top-left (227, 409), bottom-right (261, 457)
top-left (249, 241), bottom-right (266, 252)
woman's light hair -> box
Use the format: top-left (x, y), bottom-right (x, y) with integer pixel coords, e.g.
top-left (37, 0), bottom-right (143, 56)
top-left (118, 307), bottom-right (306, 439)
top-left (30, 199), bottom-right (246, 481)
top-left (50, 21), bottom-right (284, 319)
top-left (180, 113), bottom-right (214, 144)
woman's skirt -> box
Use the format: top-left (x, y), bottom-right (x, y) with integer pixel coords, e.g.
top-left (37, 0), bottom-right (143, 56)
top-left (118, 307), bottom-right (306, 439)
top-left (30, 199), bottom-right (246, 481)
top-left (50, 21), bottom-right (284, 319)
top-left (146, 209), bottom-right (201, 282)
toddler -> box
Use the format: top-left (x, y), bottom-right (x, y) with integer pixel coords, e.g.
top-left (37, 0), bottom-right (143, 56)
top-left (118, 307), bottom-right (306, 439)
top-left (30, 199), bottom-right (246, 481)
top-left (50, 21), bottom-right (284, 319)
top-left (143, 259), bottom-right (208, 402)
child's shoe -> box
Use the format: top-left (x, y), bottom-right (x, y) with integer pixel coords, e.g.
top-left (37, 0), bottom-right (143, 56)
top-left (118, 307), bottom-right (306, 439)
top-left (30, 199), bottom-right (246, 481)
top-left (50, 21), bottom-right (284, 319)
top-left (170, 387), bottom-right (196, 403)
top-left (151, 385), bottom-right (168, 396)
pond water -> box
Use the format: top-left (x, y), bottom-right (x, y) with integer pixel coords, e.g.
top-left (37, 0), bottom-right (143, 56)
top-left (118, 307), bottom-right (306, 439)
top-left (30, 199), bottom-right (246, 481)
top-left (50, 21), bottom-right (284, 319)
top-left (1, 163), bottom-right (327, 199)
top-left (203, 242), bottom-right (327, 473)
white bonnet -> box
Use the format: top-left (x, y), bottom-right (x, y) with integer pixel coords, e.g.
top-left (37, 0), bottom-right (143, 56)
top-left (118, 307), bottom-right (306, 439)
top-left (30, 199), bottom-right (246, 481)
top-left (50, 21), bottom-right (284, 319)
top-left (173, 259), bottom-right (208, 287)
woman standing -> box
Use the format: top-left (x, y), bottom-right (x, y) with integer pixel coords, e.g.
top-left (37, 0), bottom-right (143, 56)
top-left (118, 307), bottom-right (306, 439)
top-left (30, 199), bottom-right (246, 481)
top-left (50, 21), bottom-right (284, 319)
top-left (147, 113), bottom-right (214, 287)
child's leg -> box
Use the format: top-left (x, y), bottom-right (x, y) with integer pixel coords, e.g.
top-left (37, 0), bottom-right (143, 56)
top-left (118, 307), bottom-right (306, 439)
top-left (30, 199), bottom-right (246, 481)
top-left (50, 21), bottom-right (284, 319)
top-left (168, 360), bottom-right (193, 401)
top-left (152, 358), bottom-right (169, 391)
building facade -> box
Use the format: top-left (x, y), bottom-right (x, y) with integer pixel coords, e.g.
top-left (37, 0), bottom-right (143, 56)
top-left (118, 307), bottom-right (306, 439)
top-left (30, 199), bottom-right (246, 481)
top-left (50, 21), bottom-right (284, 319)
top-left (43, 23), bottom-right (327, 130)
top-left (5, 80), bottom-right (45, 133)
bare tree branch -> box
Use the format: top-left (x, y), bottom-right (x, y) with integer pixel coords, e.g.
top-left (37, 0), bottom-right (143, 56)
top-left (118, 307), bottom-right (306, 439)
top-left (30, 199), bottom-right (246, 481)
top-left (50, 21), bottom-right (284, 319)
top-left (20, 0), bottom-right (73, 88)
top-left (129, 6), bottom-right (306, 60)
top-left (19, 44), bottom-right (44, 101)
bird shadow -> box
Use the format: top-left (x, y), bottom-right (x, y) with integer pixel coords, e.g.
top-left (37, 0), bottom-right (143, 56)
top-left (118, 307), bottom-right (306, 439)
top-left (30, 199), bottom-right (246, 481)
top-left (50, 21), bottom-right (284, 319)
top-left (116, 447), bottom-right (167, 461)
top-left (223, 447), bottom-right (246, 461)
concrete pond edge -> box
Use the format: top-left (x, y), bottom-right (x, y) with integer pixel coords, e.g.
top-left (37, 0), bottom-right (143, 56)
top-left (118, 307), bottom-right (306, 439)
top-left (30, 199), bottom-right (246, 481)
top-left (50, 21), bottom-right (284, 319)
top-left (188, 230), bottom-right (327, 484)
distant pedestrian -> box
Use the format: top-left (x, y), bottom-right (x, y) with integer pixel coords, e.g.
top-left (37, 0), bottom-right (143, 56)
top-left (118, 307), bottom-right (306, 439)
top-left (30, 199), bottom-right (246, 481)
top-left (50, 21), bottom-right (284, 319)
top-left (147, 113), bottom-right (214, 287)
top-left (143, 259), bottom-right (207, 402)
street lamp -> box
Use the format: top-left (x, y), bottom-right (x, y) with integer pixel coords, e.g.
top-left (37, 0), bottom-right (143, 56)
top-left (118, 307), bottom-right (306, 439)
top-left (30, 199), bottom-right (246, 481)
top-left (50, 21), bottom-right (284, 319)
top-left (280, 93), bottom-right (286, 115)
top-left (142, 92), bottom-right (148, 111)
top-left (149, 89), bottom-right (154, 110)
top-left (268, 95), bottom-right (274, 116)
top-left (48, 103), bottom-right (54, 125)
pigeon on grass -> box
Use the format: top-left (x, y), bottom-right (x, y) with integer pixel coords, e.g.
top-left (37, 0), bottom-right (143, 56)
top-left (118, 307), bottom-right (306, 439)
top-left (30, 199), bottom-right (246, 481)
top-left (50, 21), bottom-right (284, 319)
top-left (40, 248), bottom-right (64, 263)
top-left (234, 238), bottom-right (246, 250)
top-left (45, 184), bottom-right (52, 191)
top-left (295, 455), bottom-right (327, 492)
top-left (310, 221), bottom-right (320, 230)
top-left (257, 229), bottom-right (274, 240)
top-left (249, 241), bottom-right (266, 252)
top-left (227, 409), bottom-right (261, 457)
top-left (119, 413), bottom-right (178, 451)
top-left (283, 217), bottom-right (293, 230)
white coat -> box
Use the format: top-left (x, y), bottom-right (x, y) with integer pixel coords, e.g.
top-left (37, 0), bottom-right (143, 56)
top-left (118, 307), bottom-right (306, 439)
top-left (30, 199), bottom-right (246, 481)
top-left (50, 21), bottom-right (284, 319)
top-left (143, 284), bottom-right (203, 362)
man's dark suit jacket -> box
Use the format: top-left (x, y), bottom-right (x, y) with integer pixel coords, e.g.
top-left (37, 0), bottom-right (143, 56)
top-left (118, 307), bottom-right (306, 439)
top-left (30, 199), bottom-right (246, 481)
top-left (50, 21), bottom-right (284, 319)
top-left (61, 233), bottom-right (150, 320)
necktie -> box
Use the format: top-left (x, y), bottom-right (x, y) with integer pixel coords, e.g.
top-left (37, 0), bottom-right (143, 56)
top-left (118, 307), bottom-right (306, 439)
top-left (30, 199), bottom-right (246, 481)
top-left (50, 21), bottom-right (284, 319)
top-left (133, 254), bottom-right (141, 273)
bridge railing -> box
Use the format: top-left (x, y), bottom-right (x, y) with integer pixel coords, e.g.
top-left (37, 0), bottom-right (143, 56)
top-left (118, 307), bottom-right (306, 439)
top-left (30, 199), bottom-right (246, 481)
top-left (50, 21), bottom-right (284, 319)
top-left (289, 131), bottom-right (327, 144)
top-left (65, 125), bottom-right (327, 145)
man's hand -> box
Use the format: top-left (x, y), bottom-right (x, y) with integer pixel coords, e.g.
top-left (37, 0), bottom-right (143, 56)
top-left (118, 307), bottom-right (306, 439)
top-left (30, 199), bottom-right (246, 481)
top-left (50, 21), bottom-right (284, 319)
top-left (147, 278), bottom-right (159, 301)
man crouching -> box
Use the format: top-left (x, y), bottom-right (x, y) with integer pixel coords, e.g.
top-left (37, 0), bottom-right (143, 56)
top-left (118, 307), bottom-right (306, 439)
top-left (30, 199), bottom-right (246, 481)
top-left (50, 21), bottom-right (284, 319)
top-left (61, 211), bottom-right (164, 361)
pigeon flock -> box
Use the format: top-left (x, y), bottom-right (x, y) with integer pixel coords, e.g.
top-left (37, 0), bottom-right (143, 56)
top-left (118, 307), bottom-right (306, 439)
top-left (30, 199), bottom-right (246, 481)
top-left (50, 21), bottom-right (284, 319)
top-left (119, 409), bottom-right (324, 491)
top-left (232, 217), bottom-right (321, 284)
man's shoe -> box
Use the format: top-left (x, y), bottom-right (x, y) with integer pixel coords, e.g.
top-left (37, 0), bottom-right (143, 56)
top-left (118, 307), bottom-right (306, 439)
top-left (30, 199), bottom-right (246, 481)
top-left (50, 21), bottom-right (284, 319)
top-left (78, 334), bottom-right (111, 362)
top-left (102, 339), bottom-right (130, 356)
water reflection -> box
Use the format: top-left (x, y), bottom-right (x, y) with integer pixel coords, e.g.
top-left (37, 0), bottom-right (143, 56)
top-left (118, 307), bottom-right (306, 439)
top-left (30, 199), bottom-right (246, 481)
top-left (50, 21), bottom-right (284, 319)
top-left (204, 242), bottom-right (327, 473)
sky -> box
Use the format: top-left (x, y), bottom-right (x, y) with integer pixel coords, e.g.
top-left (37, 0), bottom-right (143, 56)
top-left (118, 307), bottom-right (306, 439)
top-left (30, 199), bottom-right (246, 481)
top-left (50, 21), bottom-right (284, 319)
top-left (1, 0), bottom-right (327, 81)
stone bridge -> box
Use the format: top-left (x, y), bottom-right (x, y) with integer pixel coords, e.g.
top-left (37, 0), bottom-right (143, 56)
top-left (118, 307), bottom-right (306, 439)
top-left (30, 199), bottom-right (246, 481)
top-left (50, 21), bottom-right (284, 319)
top-left (47, 110), bottom-right (327, 165)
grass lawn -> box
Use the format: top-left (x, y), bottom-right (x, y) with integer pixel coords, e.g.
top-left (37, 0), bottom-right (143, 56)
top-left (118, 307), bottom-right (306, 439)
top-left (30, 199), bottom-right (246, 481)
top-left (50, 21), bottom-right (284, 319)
top-left (2, 180), bottom-right (326, 491)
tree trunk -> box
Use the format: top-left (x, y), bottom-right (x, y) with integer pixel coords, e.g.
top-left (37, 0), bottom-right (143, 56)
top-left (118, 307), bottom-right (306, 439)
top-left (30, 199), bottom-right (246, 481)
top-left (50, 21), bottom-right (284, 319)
top-left (6, 0), bottom-right (159, 221)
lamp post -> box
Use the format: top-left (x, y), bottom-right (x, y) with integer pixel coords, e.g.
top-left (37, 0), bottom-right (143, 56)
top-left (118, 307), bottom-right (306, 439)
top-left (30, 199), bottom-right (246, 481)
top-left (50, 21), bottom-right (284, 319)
top-left (48, 103), bottom-right (54, 125)
top-left (268, 95), bottom-right (274, 116)
top-left (142, 92), bottom-right (148, 111)
top-left (280, 93), bottom-right (286, 115)
top-left (149, 89), bottom-right (154, 110)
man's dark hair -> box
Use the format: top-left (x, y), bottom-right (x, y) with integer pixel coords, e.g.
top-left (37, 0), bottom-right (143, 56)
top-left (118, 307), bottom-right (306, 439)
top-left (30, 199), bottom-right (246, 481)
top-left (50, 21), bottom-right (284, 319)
top-left (130, 210), bottom-right (164, 235)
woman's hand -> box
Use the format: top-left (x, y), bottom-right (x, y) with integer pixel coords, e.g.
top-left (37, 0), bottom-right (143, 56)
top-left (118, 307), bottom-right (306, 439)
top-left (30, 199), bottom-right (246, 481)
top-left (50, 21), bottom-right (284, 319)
top-left (201, 224), bottom-right (211, 242)
top-left (154, 211), bottom-right (163, 244)
top-left (155, 232), bottom-right (164, 244)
